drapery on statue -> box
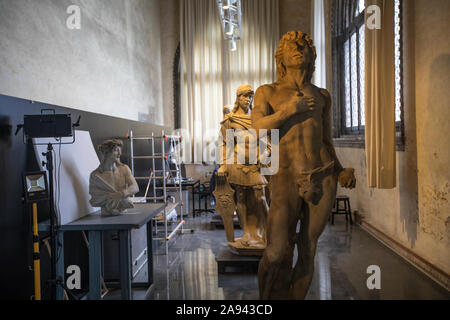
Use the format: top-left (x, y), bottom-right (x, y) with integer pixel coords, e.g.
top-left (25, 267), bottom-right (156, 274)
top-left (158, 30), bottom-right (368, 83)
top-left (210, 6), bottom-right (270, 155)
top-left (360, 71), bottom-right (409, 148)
top-left (214, 84), bottom-right (270, 255)
top-left (89, 139), bottom-right (139, 216)
top-left (252, 31), bottom-right (356, 299)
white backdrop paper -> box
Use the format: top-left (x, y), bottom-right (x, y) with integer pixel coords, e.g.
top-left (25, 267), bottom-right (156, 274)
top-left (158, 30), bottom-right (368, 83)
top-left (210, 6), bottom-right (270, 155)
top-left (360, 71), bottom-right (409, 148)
top-left (33, 130), bottom-right (100, 225)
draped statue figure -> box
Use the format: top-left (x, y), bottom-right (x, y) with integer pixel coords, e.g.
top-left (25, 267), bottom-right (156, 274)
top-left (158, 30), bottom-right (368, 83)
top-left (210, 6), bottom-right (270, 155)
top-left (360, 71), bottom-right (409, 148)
top-left (214, 84), bottom-right (270, 255)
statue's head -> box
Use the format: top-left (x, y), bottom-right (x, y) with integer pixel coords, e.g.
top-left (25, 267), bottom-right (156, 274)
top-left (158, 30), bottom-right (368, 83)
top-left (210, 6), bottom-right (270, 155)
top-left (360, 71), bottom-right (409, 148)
top-left (275, 31), bottom-right (317, 83)
top-left (98, 139), bottom-right (123, 164)
top-left (232, 84), bottom-right (254, 114)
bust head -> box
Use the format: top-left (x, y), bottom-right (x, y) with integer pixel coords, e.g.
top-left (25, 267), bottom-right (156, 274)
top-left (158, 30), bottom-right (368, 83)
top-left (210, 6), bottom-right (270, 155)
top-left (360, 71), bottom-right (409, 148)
top-left (275, 31), bottom-right (317, 83)
top-left (232, 84), bottom-right (254, 114)
top-left (98, 139), bottom-right (123, 164)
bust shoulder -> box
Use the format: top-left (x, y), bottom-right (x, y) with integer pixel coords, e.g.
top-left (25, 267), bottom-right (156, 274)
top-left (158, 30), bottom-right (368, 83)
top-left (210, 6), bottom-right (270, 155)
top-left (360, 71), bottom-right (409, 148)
top-left (89, 171), bottom-right (97, 182)
top-left (90, 168), bottom-right (102, 177)
top-left (116, 163), bottom-right (131, 173)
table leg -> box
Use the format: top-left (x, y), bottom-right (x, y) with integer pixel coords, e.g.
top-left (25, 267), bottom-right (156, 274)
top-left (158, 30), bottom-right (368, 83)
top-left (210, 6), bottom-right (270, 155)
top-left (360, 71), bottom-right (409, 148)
top-left (146, 222), bottom-right (153, 286)
top-left (88, 230), bottom-right (102, 300)
top-left (192, 185), bottom-right (196, 217)
top-left (56, 231), bottom-right (65, 300)
top-left (198, 190), bottom-right (201, 215)
top-left (119, 230), bottom-right (132, 300)
top-left (190, 186), bottom-right (193, 217)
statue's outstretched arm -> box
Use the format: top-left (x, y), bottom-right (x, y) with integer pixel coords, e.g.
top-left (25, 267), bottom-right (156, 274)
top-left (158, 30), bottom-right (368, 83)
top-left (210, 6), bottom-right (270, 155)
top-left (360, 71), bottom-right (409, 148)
top-left (218, 124), bottom-right (229, 166)
top-left (122, 165), bottom-right (139, 197)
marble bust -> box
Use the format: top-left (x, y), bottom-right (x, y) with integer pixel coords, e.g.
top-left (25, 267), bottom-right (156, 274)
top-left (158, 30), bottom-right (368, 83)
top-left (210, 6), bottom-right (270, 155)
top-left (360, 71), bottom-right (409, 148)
top-left (89, 139), bottom-right (139, 216)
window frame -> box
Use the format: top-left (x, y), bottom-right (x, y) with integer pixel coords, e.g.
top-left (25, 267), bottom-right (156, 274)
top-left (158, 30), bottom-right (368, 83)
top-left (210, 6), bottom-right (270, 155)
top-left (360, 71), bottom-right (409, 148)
top-left (173, 43), bottom-right (181, 130)
top-left (337, 11), bottom-right (365, 136)
top-left (332, 0), bottom-right (405, 151)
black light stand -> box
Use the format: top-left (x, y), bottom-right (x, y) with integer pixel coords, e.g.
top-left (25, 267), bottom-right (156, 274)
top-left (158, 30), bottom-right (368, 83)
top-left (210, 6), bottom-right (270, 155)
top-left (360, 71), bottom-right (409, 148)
top-left (41, 143), bottom-right (80, 300)
top-left (17, 109), bottom-right (80, 300)
top-left (42, 142), bottom-right (57, 300)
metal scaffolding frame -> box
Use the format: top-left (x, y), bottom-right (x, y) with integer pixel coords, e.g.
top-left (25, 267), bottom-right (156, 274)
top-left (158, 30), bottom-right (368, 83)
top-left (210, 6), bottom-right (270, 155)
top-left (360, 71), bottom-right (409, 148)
top-left (128, 129), bottom-right (184, 255)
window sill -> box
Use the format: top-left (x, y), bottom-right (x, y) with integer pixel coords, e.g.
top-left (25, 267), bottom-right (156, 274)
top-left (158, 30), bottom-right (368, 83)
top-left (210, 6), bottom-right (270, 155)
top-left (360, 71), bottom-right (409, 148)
top-left (333, 135), bottom-right (405, 151)
top-left (333, 135), bottom-right (365, 149)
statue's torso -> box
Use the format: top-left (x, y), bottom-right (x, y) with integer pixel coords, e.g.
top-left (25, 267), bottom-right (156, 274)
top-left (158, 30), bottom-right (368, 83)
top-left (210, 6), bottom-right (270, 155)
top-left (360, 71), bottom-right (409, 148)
top-left (222, 113), bottom-right (256, 165)
top-left (221, 113), bottom-right (267, 187)
top-left (95, 165), bottom-right (128, 192)
top-left (265, 83), bottom-right (334, 173)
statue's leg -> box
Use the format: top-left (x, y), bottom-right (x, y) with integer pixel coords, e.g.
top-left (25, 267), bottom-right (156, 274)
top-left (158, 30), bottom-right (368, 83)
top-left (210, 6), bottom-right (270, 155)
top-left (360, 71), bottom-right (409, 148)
top-left (253, 186), bottom-right (269, 243)
top-left (244, 188), bottom-right (261, 245)
top-left (235, 186), bottom-right (250, 245)
top-left (289, 174), bottom-right (337, 299)
top-left (258, 173), bottom-right (298, 299)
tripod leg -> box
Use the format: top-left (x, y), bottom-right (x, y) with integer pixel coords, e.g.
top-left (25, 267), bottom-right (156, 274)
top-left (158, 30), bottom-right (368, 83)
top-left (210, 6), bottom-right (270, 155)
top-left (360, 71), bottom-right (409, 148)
top-left (32, 203), bottom-right (41, 300)
top-left (43, 236), bottom-right (68, 300)
top-left (55, 231), bottom-right (65, 300)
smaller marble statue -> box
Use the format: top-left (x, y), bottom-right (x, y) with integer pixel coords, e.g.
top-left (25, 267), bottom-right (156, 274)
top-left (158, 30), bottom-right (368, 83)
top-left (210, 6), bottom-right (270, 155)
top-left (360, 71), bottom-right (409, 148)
top-left (89, 139), bottom-right (139, 216)
top-left (214, 84), bottom-right (269, 255)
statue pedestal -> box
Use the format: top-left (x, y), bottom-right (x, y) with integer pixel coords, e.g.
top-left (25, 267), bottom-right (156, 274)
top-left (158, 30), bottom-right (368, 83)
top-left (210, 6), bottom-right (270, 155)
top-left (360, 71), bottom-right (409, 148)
top-left (210, 213), bottom-right (241, 230)
top-left (216, 249), bottom-right (262, 274)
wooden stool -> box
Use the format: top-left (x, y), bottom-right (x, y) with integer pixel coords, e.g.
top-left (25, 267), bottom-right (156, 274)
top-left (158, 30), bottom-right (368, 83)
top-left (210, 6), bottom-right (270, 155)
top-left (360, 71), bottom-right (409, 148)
top-left (331, 195), bottom-right (353, 225)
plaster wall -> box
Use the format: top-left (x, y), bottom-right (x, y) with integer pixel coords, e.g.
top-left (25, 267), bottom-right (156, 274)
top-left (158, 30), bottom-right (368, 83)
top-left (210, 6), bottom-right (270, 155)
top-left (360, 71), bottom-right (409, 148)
top-left (160, 0), bottom-right (180, 128)
top-left (0, 0), bottom-right (166, 125)
top-left (334, 0), bottom-right (450, 276)
top-left (279, 0), bottom-right (311, 36)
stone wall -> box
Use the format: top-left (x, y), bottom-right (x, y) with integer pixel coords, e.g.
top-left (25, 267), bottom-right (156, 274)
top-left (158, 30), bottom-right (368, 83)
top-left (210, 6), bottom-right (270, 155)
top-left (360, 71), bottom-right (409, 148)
top-left (0, 0), bottom-right (171, 126)
top-left (332, 0), bottom-right (450, 284)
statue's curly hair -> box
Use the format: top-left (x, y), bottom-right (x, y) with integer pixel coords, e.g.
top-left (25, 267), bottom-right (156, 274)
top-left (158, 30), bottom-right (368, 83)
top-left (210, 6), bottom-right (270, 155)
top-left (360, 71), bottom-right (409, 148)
top-left (98, 139), bottom-right (123, 156)
top-left (275, 31), bottom-right (317, 83)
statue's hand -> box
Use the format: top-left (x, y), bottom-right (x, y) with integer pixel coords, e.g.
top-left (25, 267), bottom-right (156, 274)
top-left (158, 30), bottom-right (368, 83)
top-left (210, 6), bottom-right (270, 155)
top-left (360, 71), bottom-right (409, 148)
top-left (216, 165), bottom-right (228, 185)
top-left (338, 168), bottom-right (356, 189)
top-left (289, 95), bottom-right (316, 115)
top-left (217, 165), bottom-right (227, 177)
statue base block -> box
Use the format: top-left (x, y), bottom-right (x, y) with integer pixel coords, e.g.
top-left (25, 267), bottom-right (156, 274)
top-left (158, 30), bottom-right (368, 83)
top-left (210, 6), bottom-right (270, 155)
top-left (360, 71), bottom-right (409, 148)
top-left (210, 213), bottom-right (241, 229)
top-left (216, 249), bottom-right (262, 274)
top-left (229, 245), bottom-right (264, 256)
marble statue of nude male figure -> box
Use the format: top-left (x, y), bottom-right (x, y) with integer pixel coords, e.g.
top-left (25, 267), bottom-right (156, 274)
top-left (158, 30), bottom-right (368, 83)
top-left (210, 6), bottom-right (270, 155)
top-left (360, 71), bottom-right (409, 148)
top-left (252, 31), bottom-right (356, 299)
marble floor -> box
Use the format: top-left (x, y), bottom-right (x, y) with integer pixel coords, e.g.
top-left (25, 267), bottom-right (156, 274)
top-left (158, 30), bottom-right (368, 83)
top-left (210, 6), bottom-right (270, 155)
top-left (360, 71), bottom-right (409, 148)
top-left (105, 212), bottom-right (449, 300)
